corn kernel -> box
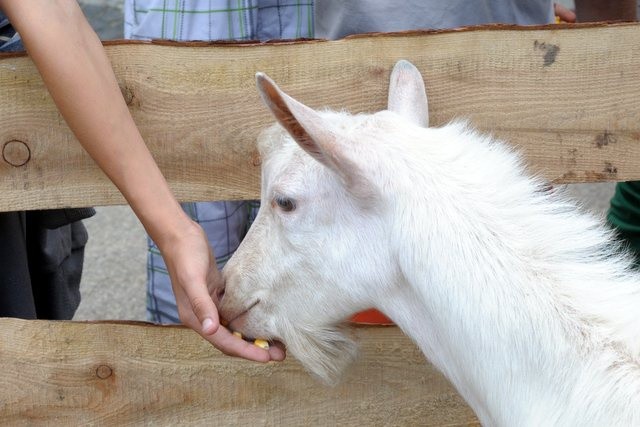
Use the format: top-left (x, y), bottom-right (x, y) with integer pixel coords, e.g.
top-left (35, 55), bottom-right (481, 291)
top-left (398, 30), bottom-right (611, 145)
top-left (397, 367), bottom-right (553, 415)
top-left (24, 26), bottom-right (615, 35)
top-left (232, 331), bottom-right (242, 339)
top-left (253, 339), bottom-right (269, 350)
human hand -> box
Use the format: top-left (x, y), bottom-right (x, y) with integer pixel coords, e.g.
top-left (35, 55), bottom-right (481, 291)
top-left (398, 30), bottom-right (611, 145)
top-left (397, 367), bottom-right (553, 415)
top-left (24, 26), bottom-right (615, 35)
top-left (554, 3), bottom-right (577, 23)
top-left (159, 220), bottom-right (286, 362)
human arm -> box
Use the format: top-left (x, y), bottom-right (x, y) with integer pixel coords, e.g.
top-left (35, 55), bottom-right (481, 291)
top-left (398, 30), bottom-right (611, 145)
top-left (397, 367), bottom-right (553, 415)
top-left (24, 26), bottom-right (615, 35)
top-left (0, 0), bottom-right (283, 361)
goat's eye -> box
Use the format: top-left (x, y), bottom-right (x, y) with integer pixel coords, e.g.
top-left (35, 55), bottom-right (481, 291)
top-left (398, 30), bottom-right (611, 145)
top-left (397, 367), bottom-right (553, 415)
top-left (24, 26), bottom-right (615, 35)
top-left (274, 196), bottom-right (296, 212)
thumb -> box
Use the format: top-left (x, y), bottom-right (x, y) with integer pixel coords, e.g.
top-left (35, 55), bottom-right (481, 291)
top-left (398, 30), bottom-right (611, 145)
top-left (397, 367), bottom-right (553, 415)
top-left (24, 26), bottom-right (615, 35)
top-left (188, 287), bottom-right (220, 335)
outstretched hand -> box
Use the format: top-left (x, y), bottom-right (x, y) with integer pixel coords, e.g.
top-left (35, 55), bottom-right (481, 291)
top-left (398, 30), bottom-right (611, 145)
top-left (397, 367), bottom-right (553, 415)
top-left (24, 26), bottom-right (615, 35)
top-left (160, 221), bottom-right (286, 362)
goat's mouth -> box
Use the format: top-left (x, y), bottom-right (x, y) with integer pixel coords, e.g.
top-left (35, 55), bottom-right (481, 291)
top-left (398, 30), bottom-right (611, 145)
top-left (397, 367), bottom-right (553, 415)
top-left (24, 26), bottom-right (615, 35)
top-left (224, 299), bottom-right (282, 348)
top-left (224, 299), bottom-right (263, 333)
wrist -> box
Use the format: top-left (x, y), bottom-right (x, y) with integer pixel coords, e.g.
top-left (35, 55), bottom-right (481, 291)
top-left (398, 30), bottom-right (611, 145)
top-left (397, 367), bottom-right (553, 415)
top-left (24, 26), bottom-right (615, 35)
top-left (144, 204), bottom-right (201, 251)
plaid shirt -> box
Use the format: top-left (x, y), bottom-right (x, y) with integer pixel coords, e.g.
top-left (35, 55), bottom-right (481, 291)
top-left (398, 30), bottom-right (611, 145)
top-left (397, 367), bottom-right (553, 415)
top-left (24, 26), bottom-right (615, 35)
top-left (125, 0), bottom-right (314, 41)
top-left (0, 11), bottom-right (22, 52)
top-left (124, 1), bottom-right (315, 323)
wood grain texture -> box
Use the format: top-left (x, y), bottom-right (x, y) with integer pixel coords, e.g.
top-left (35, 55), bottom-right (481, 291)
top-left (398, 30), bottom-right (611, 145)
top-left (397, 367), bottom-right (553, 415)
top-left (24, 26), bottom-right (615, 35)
top-left (0, 319), bottom-right (479, 426)
top-left (1, 23), bottom-right (639, 212)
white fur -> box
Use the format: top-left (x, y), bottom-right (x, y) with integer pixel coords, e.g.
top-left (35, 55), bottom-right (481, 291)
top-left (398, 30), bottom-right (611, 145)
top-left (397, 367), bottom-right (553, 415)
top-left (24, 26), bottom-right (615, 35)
top-left (220, 61), bottom-right (640, 426)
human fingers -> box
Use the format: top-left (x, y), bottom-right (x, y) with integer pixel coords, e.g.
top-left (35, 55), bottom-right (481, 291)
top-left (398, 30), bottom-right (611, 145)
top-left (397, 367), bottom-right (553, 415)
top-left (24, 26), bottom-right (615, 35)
top-left (267, 341), bottom-right (287, 361)
top-left (554, 3), bottom-right (577, 23)
top-left (206, 324), bottom-right (273, 362)
top-left (175, 301), bottom-right (272, 362)
top-left (181, 279), bottom-right (221, 336)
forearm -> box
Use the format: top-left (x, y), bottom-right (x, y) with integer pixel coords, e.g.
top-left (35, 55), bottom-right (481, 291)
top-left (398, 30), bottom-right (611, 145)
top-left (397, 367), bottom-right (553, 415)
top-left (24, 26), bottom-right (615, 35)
top-left (0, 0), bottom-right (192, 247)
top-left (574, 0), bottom-right (637, 22)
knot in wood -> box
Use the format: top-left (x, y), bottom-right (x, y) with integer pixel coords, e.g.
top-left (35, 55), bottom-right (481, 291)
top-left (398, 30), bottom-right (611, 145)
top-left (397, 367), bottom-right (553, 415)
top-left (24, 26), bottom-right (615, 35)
top-left (2, 140), bottom-right (31, 167)
top-left (119, 83), bottom-right (134, 106)
top-left (96, 364), bottom-right (113, 379)
top-left (251, 149), bottom-right (262, 167)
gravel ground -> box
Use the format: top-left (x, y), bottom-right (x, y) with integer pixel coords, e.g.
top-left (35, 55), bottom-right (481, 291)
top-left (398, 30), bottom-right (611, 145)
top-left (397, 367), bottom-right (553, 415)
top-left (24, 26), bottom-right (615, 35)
top-left (73, 0), bottom-right (617, 321)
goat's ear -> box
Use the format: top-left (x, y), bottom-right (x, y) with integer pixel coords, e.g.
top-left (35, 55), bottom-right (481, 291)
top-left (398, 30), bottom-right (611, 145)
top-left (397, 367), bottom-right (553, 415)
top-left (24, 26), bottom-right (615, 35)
top-left (256, 72), bottom-right (374, 200)
top-left (256, 72), bottom-right (335, 164)
top-left (387, 60), bottom-right (429, 127)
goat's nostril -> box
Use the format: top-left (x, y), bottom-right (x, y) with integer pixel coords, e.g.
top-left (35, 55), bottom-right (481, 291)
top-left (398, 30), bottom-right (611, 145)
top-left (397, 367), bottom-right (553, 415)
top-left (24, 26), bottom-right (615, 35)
top-left (216, 287), bottom-right (225, 302)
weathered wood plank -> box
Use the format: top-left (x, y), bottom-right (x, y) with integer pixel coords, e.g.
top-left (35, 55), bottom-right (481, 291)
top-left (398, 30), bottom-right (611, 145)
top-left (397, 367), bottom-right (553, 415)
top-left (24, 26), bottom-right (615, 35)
top-left (0, 319), bottom-right (478, 426)
top-left (1, 23), bottom-right (639, 212)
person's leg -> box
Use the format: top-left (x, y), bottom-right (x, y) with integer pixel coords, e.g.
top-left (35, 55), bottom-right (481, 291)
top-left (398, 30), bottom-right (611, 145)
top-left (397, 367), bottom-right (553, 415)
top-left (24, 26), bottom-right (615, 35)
top-left (26, 215), bottom-right (87, 320)
top-left (608, 181), bottom-right (640, 266)
top-left (0, 212), bottom-right (90, 321)
top-left (0, 212), bottom-right (36, 318)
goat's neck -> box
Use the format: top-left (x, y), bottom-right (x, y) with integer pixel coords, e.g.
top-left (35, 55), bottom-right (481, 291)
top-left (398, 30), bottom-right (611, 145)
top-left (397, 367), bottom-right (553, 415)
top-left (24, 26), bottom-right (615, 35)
top-left (378, 231), bottom-right (619, 426)
top-left (371, 134), bottom-right (639, 424)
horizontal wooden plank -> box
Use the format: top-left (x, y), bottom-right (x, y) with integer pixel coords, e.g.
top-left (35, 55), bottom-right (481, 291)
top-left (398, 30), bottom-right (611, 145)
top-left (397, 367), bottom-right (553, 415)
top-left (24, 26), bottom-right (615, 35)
top-left (0, 319), bottom-right (478, 426)
top-left (1, 23), bottom-right (640, 212)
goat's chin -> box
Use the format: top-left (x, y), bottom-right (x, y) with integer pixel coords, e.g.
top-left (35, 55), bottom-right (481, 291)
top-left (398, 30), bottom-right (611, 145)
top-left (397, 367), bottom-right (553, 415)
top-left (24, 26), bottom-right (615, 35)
top-left (280, 322), bottom-right (358, 386)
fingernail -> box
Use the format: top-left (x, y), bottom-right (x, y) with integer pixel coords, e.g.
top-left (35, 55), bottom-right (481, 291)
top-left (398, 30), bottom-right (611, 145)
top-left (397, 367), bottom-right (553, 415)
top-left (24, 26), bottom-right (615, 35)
top-left (202, 318), bottom-right (214, 334)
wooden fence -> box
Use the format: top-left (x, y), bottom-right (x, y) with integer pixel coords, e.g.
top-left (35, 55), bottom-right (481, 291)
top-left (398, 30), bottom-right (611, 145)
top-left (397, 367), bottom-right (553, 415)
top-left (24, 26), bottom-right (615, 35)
top-left (1, 22), bottom-right (639, 425)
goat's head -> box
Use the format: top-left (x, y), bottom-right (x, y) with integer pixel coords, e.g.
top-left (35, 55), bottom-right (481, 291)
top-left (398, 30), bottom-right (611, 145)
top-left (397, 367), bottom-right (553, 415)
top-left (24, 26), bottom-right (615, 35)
top-left (220, 60), bottom-right (429, 383)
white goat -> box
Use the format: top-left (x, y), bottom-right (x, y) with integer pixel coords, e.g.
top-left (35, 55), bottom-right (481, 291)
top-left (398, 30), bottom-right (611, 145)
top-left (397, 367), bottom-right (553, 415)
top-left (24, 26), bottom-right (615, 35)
top-left (220, 60), bottom-right (640, 426)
